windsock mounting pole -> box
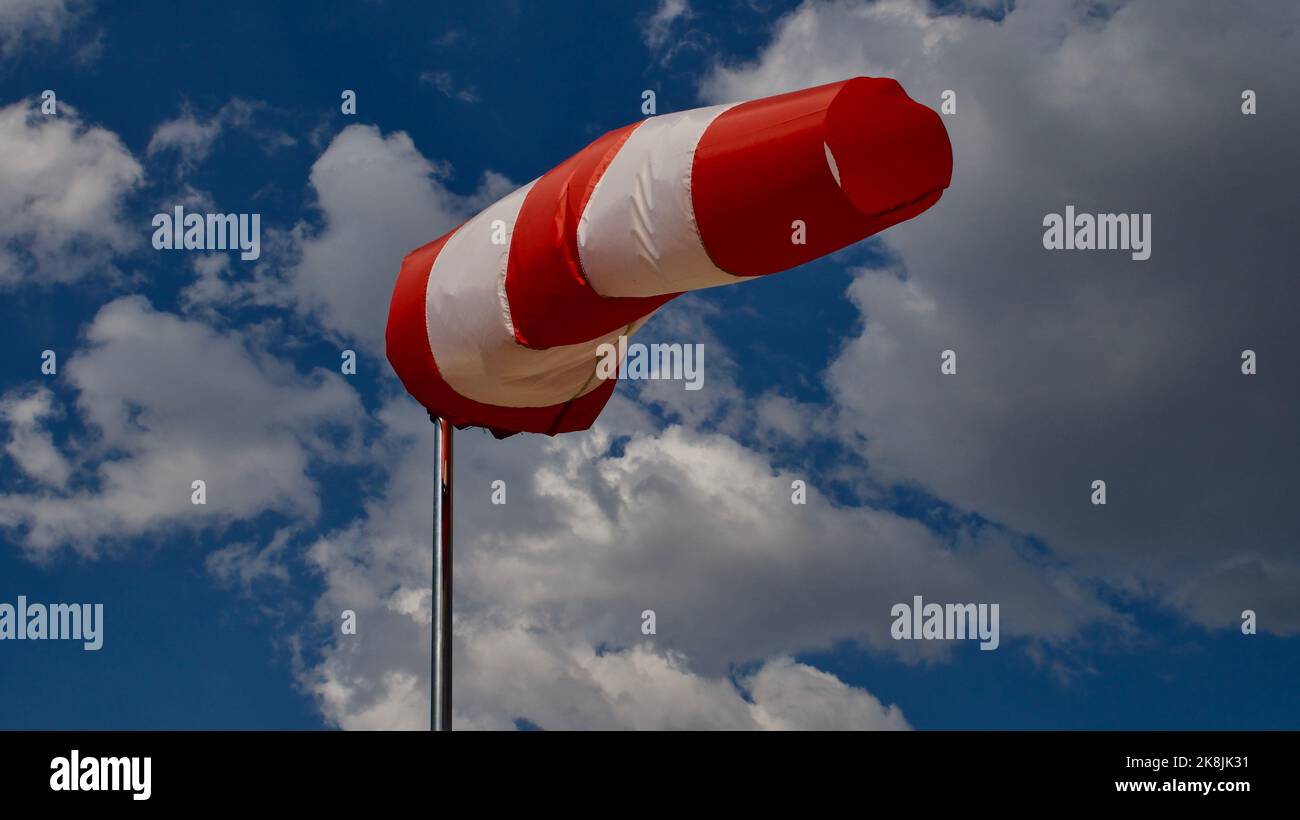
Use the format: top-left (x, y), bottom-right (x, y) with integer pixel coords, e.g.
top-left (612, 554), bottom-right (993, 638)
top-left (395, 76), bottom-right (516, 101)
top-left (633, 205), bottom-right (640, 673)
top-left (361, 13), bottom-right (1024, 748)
top-left (431, 415), bottom-right (454, 731)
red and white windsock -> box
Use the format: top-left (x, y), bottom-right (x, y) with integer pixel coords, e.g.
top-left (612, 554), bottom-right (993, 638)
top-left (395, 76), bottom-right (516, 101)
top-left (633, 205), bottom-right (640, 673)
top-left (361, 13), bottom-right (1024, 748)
top-left (387, 77), bottom-right (952, 437)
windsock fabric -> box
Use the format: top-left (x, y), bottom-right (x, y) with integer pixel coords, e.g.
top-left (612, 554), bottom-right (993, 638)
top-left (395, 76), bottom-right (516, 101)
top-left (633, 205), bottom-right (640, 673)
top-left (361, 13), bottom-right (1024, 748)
top-left (387, 77), bottom-right (953, 437)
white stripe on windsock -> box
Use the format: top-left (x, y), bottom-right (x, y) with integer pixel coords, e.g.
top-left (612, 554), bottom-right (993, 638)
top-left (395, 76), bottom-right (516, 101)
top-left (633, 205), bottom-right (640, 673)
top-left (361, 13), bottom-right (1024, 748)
top-left (577, 103), bottom-right (744, 298)
top-left (425, 180), bottom-right (652, 408)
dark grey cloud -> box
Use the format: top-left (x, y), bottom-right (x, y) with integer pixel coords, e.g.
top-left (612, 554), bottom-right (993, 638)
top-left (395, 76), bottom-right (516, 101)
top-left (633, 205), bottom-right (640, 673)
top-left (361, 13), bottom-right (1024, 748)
top-left (704, 0), bottom-right (1300, 632)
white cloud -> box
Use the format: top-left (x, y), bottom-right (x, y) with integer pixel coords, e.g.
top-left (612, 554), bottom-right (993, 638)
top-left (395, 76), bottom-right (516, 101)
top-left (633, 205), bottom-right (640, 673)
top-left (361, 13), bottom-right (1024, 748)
top-left (701, 0), bottom-right (962, 102)
top-left (205, 526), bottom-right (295, 592)
top-left (0, 0), bottom-right (83, 56)
top-left (460, 637), bottom-right (910, 731)
top-left (746, 656), bottom-right (909, 731)
top-left (0, 387), bottom-right (71, 489)
top-left (147, 98), bottom-right (295, 175)
top-left (296, 390), bottom-right (1109, 729)
top-left (643, 0), bottom-right (692, 50)
top-left (314, 613), bottom-right (910, 731)
top-left (642, 0), bottom-right (712, 66)
top-left (418, 71), bottom-right (480, 103)
top-left (147, 112), bottom-right (221, 165)
top-left (277, 124), bottom-right (512, 356)
top-left (0, 296), bottom-right (365, 557)
top-left (0, 97), bottom-right (142, 286)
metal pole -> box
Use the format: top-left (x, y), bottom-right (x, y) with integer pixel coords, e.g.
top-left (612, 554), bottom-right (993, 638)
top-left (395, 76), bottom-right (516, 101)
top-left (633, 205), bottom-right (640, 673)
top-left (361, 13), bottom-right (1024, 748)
top-left (432, 415), bottom-right (454, 731)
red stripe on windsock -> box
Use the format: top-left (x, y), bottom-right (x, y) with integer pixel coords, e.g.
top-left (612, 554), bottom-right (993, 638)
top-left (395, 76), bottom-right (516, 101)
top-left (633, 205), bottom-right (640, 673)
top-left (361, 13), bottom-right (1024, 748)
top-left (386, 232), bottom-right (616, 436)
top-left (691, 77), bottom-right (952, 277)
top-left (504, 122), bottom-right (680, 350)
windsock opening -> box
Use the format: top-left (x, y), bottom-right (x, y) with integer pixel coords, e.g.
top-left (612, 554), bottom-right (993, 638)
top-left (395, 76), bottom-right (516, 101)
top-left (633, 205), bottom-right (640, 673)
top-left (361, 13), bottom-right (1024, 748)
top-left (823, 77), bottom-right (953, 218)
top-left (691, 76), bottom-right (953, 278)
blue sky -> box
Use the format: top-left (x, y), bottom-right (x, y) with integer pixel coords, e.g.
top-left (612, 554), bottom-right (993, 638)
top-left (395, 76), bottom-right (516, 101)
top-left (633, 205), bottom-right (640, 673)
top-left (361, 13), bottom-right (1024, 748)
top-left (1, 0), bottom-right (1297, 730)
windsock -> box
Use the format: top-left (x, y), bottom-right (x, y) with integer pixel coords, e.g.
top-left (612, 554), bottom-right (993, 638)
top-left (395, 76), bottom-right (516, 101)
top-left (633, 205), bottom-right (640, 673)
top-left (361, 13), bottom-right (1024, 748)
top-left (387, 77), bottom-right (952, 437)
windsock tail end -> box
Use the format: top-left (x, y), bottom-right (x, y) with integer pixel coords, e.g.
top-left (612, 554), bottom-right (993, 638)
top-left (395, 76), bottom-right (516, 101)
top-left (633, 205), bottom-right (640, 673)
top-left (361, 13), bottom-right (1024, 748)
top-left (386, 233), bottom-right (614, 437)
